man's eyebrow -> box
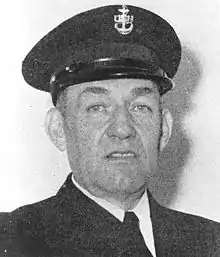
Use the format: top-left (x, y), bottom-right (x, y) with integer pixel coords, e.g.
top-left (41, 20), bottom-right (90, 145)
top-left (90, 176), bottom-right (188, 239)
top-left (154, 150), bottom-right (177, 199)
top-left (130, 86), bottom-right (155, 97)
top-left (80, 86), bottom-right (109, 96)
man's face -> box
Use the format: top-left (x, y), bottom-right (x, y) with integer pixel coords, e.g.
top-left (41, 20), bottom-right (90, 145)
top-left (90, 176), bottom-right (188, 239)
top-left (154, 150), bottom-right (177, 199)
top-left (59, 79), bottom-right (162, 197)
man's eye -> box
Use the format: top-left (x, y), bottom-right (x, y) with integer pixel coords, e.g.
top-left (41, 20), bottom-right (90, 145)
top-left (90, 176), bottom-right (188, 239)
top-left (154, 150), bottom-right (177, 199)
top-left (131, 105), bottom-right (151, 112)
top-left (87, 104), bottom-right (106, 113)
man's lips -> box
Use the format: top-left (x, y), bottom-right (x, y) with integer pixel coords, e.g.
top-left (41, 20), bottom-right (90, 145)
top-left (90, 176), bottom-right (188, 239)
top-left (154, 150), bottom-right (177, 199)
top-left (105, 150), bottom-right (137, 159)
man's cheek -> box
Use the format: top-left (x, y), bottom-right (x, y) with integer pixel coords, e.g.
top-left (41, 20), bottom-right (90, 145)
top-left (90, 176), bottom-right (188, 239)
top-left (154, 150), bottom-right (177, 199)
top-left (76, 121), bottom-right (89, 140)
top-left (76, 128), bottom-right (97, 155)
top-left (76, 118), bottom-right (100, 139)
top-left (139, 130), bottom-right (159, 156)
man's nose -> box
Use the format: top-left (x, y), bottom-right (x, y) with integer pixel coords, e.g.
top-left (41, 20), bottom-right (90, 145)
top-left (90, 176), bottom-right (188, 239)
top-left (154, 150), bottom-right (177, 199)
top-left (106, 107), bottom-right (136, 140)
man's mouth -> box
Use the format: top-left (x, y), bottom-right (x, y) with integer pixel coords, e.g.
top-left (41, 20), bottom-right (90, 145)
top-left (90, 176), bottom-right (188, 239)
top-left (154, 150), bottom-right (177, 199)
top-left (106, 150), bottom-right (137, 160)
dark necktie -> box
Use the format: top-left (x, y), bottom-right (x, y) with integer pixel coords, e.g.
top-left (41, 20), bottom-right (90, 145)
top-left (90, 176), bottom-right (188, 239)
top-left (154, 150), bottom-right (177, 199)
top-left (120, 211), bottom-right (154, 257)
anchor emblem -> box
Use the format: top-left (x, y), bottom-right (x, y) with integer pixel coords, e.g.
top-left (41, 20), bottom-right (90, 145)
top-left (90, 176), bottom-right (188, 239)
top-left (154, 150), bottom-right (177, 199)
top-left (114, 5), bottom-right (134, 35)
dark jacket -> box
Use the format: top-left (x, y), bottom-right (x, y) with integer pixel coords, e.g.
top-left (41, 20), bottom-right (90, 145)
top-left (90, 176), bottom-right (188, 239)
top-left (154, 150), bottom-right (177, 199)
top-left (0, 173), bottom-right (220, 257)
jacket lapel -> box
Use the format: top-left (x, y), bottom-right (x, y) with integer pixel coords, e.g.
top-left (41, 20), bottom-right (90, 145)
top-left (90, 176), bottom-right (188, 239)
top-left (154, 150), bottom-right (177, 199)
top-left (46, 173), bottom-right (126, 255)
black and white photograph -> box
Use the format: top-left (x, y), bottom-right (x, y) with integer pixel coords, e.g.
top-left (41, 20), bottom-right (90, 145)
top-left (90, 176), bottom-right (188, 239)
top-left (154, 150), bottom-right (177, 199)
top-left (0, 0), bottom-right (220, 256)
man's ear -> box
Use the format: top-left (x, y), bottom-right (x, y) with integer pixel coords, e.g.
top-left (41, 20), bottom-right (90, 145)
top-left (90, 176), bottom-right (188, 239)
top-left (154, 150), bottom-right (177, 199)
top-left (44, 108), bottom-right (66, 151)
top-left (159, 108), bottom-right (173, 151)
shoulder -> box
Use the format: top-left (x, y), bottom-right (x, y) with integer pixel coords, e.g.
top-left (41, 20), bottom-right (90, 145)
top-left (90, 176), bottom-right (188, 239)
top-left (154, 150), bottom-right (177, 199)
top-left (0, 194), bottom-right (59, 231)
top-left (161, 203), bottom-right (220, 250)
top-left (0, 195), bottom-right (56, 224)
top-left (149, 191), bottom-right (220, 234)
top-left (165, 205), bottom-right (220, 231)
top-left (149, 195), bottom-right (220, 255)
top-left (0, 196), bottom-right (57, 255)
top-left (149, 191), bottom-right (220, 230)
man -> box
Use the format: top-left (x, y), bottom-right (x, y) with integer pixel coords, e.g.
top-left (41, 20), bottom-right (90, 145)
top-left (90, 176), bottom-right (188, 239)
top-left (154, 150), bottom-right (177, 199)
top-left (0, 4), bottom-right (220, 257)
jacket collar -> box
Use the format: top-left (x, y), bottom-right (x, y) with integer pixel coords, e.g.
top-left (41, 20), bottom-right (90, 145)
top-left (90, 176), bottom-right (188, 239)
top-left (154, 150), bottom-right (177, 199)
top-left (56, 172), bottom-right (219, 256)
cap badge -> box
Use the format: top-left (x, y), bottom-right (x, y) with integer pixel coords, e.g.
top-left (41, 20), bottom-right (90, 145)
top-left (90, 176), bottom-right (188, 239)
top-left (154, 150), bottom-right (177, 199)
top-left (114, 5), bottom-right (134, 35)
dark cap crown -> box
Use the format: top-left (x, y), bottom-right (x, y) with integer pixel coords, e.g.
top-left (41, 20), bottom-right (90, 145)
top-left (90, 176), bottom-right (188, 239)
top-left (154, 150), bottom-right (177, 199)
top-left (22, 5), bottom-right (181, 104)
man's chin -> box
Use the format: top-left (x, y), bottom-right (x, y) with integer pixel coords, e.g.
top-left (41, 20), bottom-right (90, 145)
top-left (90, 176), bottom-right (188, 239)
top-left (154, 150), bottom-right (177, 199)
top-left (97, 179), bottom-right (146, 198)
top-left (108, 160), bottom-right (147, 175)
top-left (96, 170), bottom-right (147, 194)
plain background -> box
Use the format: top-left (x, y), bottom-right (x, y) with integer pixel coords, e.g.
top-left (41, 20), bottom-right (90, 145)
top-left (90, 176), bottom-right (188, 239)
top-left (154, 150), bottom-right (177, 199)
top-left (0, 0), bottom-right (220, 222)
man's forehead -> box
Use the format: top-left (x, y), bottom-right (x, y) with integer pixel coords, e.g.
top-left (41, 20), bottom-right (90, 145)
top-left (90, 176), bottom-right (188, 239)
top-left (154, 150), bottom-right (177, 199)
top-left (67, 79), bottom-right (158, 99)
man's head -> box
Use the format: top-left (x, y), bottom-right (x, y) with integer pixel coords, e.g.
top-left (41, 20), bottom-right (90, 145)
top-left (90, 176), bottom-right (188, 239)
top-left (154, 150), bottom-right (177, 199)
top-left (45, 78), bottom-right (172, 200)
top-left (22, 4), bottom-right (181, 202)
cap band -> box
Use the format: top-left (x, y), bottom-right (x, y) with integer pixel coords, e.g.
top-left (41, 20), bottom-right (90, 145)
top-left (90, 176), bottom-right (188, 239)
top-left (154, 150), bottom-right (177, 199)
top-left (50, 58), bottom-right (174, 105)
